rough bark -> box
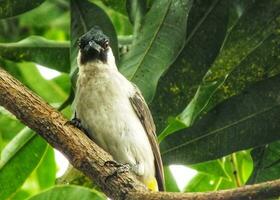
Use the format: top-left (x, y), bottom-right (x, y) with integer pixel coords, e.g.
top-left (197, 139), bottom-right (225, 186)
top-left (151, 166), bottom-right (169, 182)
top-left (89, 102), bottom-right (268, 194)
top-left (127, 179), bottom-right (280, 200)
top-left (0, 67), bottom-right (280, 200)
top-left (0, 68), bottom-right (146, 200)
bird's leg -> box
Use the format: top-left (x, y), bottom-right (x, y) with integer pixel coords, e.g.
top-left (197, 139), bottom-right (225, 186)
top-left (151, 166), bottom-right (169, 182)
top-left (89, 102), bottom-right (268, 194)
top-left (69, 112), bottom-right (83, 129)
top-left (104, 160), bottom-right (130, 183)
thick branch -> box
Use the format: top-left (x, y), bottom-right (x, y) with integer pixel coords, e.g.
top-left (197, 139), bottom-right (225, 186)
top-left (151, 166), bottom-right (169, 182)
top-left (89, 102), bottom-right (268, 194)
top-left (0, 68), bottom-right (146, 199)
top-left (127, 179), bottom-right (280, 200)
top-left (0, 67), bottom-right (280, 200)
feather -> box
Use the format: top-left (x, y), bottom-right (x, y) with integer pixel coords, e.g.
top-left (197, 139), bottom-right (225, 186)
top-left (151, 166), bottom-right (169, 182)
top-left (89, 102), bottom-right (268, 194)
top-left (129, 84), bottom-right (165, 191)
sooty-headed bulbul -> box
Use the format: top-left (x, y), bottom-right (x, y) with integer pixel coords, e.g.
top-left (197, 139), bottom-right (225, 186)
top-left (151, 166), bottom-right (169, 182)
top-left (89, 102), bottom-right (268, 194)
top-left (73, 27), bottom-right (164, 191)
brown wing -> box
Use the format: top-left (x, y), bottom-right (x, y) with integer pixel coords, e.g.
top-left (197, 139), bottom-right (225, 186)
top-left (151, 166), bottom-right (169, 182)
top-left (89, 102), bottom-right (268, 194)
top-left (129, 85), bottom-right (165, 191)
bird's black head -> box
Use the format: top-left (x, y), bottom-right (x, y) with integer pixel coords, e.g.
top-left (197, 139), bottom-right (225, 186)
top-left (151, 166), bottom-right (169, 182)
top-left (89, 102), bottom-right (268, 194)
top-left (78, 27), bottom-right (109, 64)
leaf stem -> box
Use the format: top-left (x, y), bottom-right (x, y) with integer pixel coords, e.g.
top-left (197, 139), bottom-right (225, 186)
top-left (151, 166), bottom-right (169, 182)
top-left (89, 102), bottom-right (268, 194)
top-left (231, 153), bottom-right (241, 187)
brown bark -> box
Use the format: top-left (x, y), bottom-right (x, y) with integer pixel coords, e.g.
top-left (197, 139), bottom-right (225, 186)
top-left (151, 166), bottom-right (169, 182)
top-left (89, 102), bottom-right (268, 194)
top-left (0, 67), bottom-right (280, 200)
top-left (127, 179), bottom-right (280, 200)
top-left (0, 67), bottom-right (146, 200)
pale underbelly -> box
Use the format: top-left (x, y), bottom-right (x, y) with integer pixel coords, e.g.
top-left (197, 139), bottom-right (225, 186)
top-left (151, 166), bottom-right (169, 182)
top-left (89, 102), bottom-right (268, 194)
top-left (75, 86), bottom-right (155, 179)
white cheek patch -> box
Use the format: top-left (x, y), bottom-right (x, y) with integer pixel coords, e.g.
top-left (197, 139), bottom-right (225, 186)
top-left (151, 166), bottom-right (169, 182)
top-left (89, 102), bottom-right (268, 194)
top-left (106, 48), bottom-right (117, 68)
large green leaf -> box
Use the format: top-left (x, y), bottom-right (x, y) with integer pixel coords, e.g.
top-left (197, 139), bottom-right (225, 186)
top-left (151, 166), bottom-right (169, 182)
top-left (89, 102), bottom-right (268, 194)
top-left (164, 167), bottom-right (180, 192)
top-left (161, 74), bottom-right (280, 165)
top-left (10, 190), bottom-right (30, 200)
top-left (35, 146), bottom-right (56, 189)
top-left (99, 0), bottom-right (126, 14)
top-left (27, 185), bottom-right (106, 200)
top-left (126, 0), bottom-right (148, 35)
top-left (0, 133), bottom-right (47, 200)
top-left (17, 63), bottom-right (68, 104)
top-left (151, 0), bottom-right (229, 133)
top-left (222, 152), bottom-right (253, 187)
top-left (0, 109), bottom-right (25, 146)
top-left (18, 0), bottom-right (70, 41)
top-left (190, 160), bottom-right (228, 179)
top-left (19, 1), bottom-right (69, 28)
top-left (159, 26), bottom-right (280, 141)
top-left (0, 59), bottom-right (25, 84)
top-left (0, 0), bottom-right (45, 19)
top-left (214, 178), bottom-right (235, 190)
top-left (185, 151), bottom-right (253, 192)
top-left (178, 0), bottom-right (280, 127)
top-left (70, 0), bottom-right (119, 74)
top-left (52, 74), bottom-right (71, 94)
top-left (234, 151), bottom-right (253, 185)
top-left (184, 173), bottom-right (221, 192)
top-left (207, 32), bottom-right (280, 112)
top-left (1, 61), bottom-right (69, 106)
top-left (120, 0), bottom-right (193, 102)
top-left (0, 36), bottom-right (70, 73)
top-left (247, 141), bottom-right (280, 184)
top-left (0, 127), bottom-right (35, 169)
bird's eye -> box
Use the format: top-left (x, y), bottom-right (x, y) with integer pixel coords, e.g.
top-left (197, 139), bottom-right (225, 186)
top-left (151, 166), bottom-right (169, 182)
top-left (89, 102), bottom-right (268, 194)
top-left (103, 40), bottom-right (109, 49)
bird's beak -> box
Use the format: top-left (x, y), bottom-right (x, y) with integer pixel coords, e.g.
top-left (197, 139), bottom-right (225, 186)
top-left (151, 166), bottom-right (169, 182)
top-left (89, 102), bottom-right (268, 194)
top-left (89, 40), bottom-right (103, 53)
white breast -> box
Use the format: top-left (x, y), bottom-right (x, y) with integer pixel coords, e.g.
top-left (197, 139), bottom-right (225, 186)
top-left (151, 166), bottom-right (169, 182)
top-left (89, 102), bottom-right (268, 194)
top-left (74, 60), bottom-right (155, 181)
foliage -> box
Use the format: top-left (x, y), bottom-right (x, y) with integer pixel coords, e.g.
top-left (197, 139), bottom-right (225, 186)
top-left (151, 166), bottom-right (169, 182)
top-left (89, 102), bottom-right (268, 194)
top-left (0, 0), bottom-right (279, 199)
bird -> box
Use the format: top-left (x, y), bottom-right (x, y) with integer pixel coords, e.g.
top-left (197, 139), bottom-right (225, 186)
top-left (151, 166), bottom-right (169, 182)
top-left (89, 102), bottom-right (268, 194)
top-left (72, 27), bottom-right (165, 191)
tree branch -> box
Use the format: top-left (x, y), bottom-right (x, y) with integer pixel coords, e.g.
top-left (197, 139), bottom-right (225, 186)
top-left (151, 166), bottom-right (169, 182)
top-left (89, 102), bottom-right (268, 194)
top-left (127, 179), bottom-right (280, 200)
top-left (0, 67), bottom-right (280, 200)
top-left (0, 67), bottom-right (146, 199)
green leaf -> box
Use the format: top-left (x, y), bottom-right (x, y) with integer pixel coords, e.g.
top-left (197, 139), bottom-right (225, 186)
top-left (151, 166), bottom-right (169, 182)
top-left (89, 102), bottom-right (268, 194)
top-left (161, 74), bottom-right (280, 165)
top-left (184, 173), bottom-right (220, 192)
top-left (18, 0), bottom-right (70, 41)
top-left (120, 0), bottom-right (193, 102)
top-left (0, 0), bottom-right (45, 19)
top-left (207, 33), bottom-right (280, 113)
top-left (0, 59), bottom-right (25, 83)
top-left (0, 134), bottom-right (47, 200)
top-left (152, 0), bottom-right (229, 133)
top-left (17, 63), bottom-right (68, 104)
top-left (0, 127), bottom-right (35, 169)
top-left (178, 0), bottom-right (280, 126)
top-left (10, 190), bottom-right (30, 200)
top-left (164, 167), bottom-right (180, 192)
top-left (247, 141), bottom-right (280, 184)
top-left (158, 117), bottom-right (186, 142)
top-left (99, 0), bottom-right (126, 14)
top-left (190, 160), bottom-right (228, 179)
top-left (0, 36), bottom-right (70, 73)
top-left (126, 0), bottom-right (147, 35)
top-left (214, 178), bottom-right (235, 190)
top-left (52, 74), bottom-right (71, 94)
top-left (70, 0), bottom-right (119, 74)
top-left (0, 110), bottom-right (24, 145)
top-left (35, 146), bottom-right (56, 189)
top-left (27, 185), bottom-right (106, 200)
top-left (235, 151), bottom-right (253, 184)
top-left (19, 1), bottom-right (69, 28)
top-left (221, 152), bottom-right (253, 187)
top-left (106, 9), bottom-right (133, 36)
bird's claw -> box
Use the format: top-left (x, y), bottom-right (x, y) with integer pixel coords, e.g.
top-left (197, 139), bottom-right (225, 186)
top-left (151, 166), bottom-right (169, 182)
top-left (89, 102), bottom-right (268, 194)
top-left (68, 117), bottom-right (83, 130)
top-left (104, 161), bottom-right (130, 183)
top-left (104, 160), bottom-right (123, 168)
top-left (67, 117), bottom-right (84, 131)
top-left (66, 117), bottom-right (91, 137)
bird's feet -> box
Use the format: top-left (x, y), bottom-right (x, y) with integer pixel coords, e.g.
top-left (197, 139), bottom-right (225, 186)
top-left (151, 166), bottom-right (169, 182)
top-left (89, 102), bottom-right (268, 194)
top-left (104, 160), bottom-right (130, 183)
top-left (67, 117), bottom-right (90, 137)
top-left (68, 117), bottom-right (83, 130)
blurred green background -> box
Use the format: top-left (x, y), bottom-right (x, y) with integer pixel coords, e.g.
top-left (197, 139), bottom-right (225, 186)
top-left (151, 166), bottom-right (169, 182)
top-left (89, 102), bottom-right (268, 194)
top-left (0, 0), bottom-right (279, 199)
